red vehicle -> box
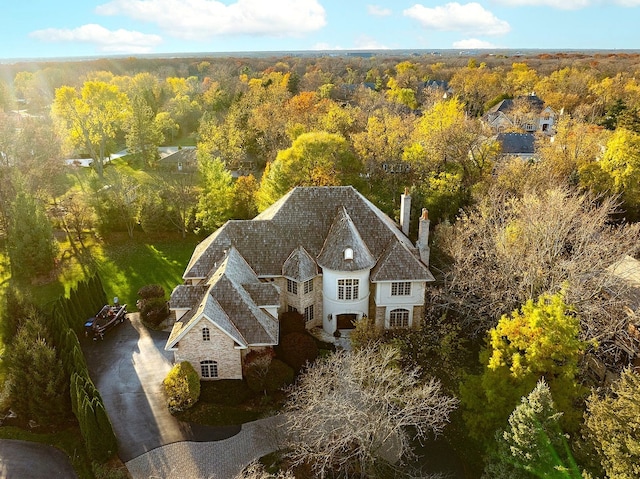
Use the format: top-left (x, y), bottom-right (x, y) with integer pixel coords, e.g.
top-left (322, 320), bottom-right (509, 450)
top-left (84, 303), bottom-right (127, 340)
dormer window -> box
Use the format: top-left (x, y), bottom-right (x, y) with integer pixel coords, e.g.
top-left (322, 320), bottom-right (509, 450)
top-left (344, 248), bottom-right (354, 261)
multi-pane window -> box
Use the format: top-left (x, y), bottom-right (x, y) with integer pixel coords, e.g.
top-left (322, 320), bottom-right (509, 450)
top-left (202, 327), bottom-right (210, 341)
top-left (304, 305), bottom-right (314, 323)
top-left (391, 282), bottom-right (411, 296)
top-left (338, 279), bottom-right (359, 300)
top-left (389, 309), bottom-right (410, 328)
top-left (287, 305), bottom-right (298, 313)
top-left (287, 279), bottom-right (298, 295)
top-left (304, 279), bottom-right (314, 295)
top-left (200, 360), bottom-right (218, 378)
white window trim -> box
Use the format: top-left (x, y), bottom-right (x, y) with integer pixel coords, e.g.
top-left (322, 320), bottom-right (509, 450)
top-left (388, 308), bottom-right (411, 328)
top-left (391, 281), bottom-right (411, 296)
top-left (338, 278), bottom-right (359, 301)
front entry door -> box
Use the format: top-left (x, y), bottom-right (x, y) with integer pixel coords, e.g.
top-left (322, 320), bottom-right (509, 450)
top-left (336, 313), bottom-right (357, 330)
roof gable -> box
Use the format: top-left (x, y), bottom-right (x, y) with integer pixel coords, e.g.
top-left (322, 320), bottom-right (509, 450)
top-left (282, 245), bottom-right (318, 281)
top-left (167, 247), bottom-right (278, 349)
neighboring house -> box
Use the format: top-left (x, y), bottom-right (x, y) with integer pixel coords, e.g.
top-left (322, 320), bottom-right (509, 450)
top-left (158, 147), bottom-right (197, 172)
top-left (608, 256), bottom-right (640, 365)
top-left (166, 186), bottom-right (434, 380)
top-left (485, 94), bottom-right (555, 135)
top-left (419, 79), bottom-right (454, 99)
top-left (496, 132), bottom-right (536, 161)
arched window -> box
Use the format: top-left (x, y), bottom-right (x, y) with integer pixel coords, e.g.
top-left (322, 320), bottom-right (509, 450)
top-left (344, 248), bottom-right (353, 260)
top-left (389, 308), bottom-right (410, 328)
top-left (200, 360), bottom-right (218, 378)
top-left (202, 327), bottom-right (210, 341)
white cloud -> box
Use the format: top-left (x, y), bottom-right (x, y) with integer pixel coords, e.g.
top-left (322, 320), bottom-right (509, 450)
top-left (453, 38), bottom-right (499, 48)
top-left (367, 4), bottom-right (393, 16)
top-left (29, 24), bottom-right (162, 53)
top-left (96, 0), bottom-right (327, 40)
top-left (353, 35), bottom-right (389, 49)
top-left (404, 3), bottom-right (510, 36)
top-left (495, 0), bottom-right (640, 8)
top-left (312, 42), bottom-right (344, 50)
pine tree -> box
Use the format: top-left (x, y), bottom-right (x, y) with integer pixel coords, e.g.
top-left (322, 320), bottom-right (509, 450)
top-left (6, 315), bottom-right (71, 426)
top-left (7, 190), bottom-right (58, 279)
top-left (585, 368), bottom-right (640, 479)
top-left (483, 380), bottom-right (582, 479)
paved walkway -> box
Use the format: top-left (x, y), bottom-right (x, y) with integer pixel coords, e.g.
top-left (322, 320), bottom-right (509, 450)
top-left (125, 415), bottom-right (286, 479)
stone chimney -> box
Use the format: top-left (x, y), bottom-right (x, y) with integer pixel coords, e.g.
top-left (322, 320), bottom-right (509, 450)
top-left (400, 187), bottom-right (411, 237)
top-left (416, 208), bottom-right (430, 266)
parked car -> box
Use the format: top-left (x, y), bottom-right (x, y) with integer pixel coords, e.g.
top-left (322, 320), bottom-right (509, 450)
top-left (85, 303), bottom-right (127, 340)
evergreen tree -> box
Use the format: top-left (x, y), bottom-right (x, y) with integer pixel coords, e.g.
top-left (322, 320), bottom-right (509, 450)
top-left (484, 380), bottom-right (582, 479)
top-left (7, 190), bottom-right (58, 279)
top-left (5, 314), bottom-right (71, 426)
top-left (585, 368), bottom-right (640, 479)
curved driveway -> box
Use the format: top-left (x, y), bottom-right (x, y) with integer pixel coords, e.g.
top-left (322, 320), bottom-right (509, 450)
top-left (0, 440), bottom-right (77, 478)
top-left (82, 313), bottom-right (191, 460)
top-left (83, 313), bottom-right (244, 463)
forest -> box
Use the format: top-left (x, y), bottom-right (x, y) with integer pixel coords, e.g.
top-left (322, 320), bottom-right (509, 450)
top-left (1, 50), bottom-right (640, 478)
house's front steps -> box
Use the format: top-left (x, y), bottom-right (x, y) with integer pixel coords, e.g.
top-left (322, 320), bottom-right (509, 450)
top-left (308, 327), bottom-right (352, 351)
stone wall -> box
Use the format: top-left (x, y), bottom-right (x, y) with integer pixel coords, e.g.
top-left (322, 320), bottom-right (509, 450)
top-left (175, 320), bottom-right (243, 380)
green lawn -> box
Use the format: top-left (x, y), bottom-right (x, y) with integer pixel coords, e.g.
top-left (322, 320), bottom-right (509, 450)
top-left (95, 233), bottom-right (200, 311)
top-left (27, 231), bottom-right (200, 312)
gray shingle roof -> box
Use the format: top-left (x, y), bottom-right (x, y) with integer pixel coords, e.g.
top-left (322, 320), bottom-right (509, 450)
top-left (371, 240), bottom-right (435, 282)
top-left (158, 148), bottom-right (197, 167)
top-left (169, 186), bottom-right (432, 351)
top-left (282, 246), bottom-right (318, 281)
top-left (497, 132), bottom-right (535, 155)
top-left (242, 283), bottom-right (280, 307)
top-left (182, 186), bottom-right (430, 280)
top-left (170, 284), bottom-right (209, 309)
top-left (167, 247), bottom-right (278, 349)
top-left (317, 207), bottom-right (376, 271)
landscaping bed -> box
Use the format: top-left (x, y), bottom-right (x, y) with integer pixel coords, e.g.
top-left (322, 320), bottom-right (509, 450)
top-left (175, 380), bottom-right (286, 427)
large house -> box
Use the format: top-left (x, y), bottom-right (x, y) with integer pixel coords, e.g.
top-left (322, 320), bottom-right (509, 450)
top-left (165, 186), bottom-right (434, 380)
top-left (485, 94), bottom-right (555, 135)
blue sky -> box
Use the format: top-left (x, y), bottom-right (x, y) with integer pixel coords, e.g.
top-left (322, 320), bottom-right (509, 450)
top-left (2, 0), bottom-right (639, 60)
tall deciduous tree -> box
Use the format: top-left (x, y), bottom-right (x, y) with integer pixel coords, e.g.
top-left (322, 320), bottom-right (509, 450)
top-left (584, 128), bottom-right (640, 220)
top-left (124, 94), bottom-right (164, 167)
top-left (585, 368), bottom-right (640, 479)
top-left (434, 187), bottom-right (640, 368)
top-left (155, 171), bottom-right (198, 238)
top-left (196, 153), bottom-right (234, 233)
top-left (91, 169), bottom-right (141, 238)
top-left (52, 81), bottom-right (129, 178)
top-left (231, 174), bottom-right (259, 220)
top-left (460, 292), bottom-right (587, 441)
top-left (257, 131), bottom-right (362, 211)
top-left (284, 346), bottom-right (458, 478)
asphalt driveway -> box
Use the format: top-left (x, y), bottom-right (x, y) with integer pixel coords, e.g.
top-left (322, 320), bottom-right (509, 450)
top-left (82, 313), bottom-right (191, 461)
top-left (0, 440), bottom-right (77, 478)
top-left (82, 313), bottom-right (240, 462)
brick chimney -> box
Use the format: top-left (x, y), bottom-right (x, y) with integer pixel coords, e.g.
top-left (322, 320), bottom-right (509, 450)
top-left (400, 187), bottom-right (411, 237)
top-left (416, 208), bottom-right (430, 266)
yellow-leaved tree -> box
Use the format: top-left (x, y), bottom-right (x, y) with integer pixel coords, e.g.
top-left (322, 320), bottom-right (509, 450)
top-left (460, 291), bottom-right (588, 443)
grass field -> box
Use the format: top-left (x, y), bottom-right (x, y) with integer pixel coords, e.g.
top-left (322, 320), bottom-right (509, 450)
top-left (28, 231), bottom-right (200, 312)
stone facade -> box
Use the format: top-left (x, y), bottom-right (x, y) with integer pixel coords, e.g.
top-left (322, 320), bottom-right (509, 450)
top-left (174, 319), bottom-right (243, 380)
